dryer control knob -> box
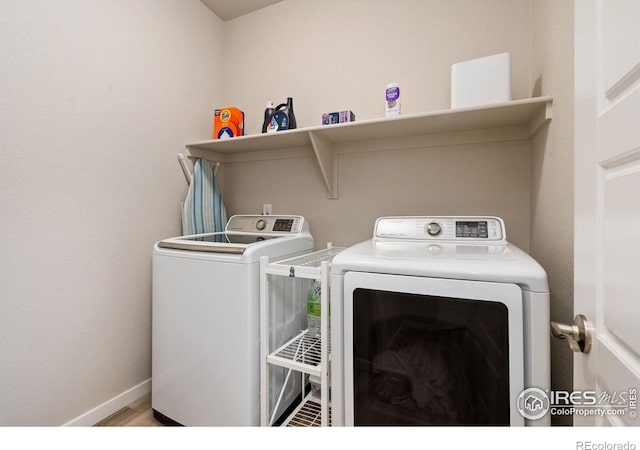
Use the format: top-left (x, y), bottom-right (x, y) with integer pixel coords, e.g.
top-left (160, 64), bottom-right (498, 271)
top-left (256, 219), bottom-right (267, 231)
top-left (425, 222), bottom-right (442, 236)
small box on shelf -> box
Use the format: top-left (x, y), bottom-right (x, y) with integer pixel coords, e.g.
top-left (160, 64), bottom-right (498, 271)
top-left (322, 110), bottom-right (355, 125)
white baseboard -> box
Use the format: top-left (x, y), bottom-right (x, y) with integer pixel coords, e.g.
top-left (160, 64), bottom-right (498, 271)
top-left (63, 378), bottom-right (151, 427)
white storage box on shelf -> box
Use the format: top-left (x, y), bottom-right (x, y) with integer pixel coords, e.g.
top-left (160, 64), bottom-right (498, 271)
top-left (451, 52), bottom-right (512, 108)
top-left (259, 245), bottom-right (343, 427)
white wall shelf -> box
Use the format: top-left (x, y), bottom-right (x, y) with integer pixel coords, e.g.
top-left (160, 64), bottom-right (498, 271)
top-left (186, 96), bottom-right (552, 198)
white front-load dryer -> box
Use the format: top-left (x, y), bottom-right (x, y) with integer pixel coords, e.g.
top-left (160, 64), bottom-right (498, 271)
top-left (152, 215), bottom-right (314, 426)
top-left (329, 216), bottom-right (550, 426)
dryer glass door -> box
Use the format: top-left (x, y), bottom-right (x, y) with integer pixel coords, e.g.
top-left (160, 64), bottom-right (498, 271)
top-left (343, 272), bottom-right (525, 426)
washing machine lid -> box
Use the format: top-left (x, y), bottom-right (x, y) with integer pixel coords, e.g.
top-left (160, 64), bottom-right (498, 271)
top-left (331, 216), bottom-right (549, 293)
top-left (157, 232), bottom-right (282, 254)
top-left (156, 215), bottom-right (313, 257)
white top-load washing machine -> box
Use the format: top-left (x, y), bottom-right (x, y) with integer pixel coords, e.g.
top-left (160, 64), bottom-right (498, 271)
top-left (329, 216), bottom-right (550, 426)
top-left (152, 215), bottom-right (314, 426)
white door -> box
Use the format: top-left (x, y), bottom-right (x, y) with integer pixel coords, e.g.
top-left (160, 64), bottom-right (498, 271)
top-left (573, 0), bottom-right (640, 426)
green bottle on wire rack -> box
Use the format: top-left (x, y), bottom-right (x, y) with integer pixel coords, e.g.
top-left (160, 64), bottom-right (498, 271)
top-left (306, 281), bottom-right (322, 338)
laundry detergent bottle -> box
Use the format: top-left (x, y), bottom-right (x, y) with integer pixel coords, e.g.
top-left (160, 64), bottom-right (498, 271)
top-left (265, 97), bottom-right (297, 133)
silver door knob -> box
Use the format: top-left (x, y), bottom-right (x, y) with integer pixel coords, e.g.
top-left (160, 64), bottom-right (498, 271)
top-left (551, 314), bottom-right (592, 354)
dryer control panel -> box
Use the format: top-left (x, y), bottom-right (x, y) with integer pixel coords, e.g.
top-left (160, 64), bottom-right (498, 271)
top-left (374, 216), bottom-right (505, 241)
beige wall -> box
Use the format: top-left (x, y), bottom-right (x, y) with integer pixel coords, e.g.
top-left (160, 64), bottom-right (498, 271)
top-left (222, 0), bottom-right (533, 134)
top-left (0, 0), bottom-right (223, 425)
top-left (219, 0), bottom-right (535, 250)
top-left (223, 140), bottom-right (532, 250)
top-left (531, 0), bottom-right (575, 426)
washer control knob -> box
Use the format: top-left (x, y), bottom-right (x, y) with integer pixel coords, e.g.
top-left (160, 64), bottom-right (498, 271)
top-left (425, 222), bottom-right (442, 236)
top-left (256, 219), bottom-right (267, 231)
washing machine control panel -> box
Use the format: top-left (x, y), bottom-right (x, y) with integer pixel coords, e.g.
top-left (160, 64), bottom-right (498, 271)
top-left (375, 216), bottom-right (505, 241)
top-left (226, 215), bottom-right (304, 234)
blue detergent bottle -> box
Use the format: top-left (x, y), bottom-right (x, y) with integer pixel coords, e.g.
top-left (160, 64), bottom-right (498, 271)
top-left (264, 97), bottom-right (297, 133)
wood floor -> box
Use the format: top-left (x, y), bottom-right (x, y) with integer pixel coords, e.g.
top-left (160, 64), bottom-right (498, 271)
top-left (94, 394), bottom-right (163, 427)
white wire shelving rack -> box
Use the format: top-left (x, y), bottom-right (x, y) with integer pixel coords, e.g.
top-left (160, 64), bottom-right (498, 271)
top-left (259, 244), bottom-right (343, 427)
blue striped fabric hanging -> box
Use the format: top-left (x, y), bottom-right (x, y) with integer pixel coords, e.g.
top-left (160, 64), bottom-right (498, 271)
top-left (182, 158), bottom-right (227, 235)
